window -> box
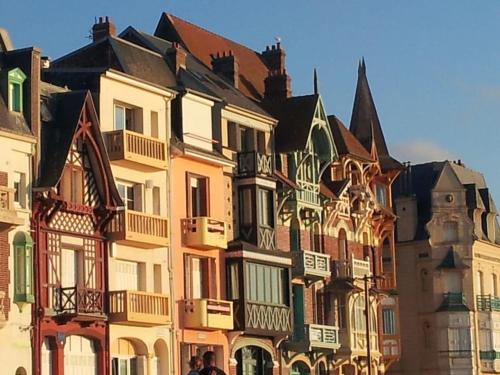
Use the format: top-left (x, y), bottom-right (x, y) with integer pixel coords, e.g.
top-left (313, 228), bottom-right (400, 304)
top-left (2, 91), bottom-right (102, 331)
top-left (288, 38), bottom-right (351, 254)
top-left (61, 248), bottom-right (81, 288)
top-left (382, 308), bottom-right (396, 335)
top-left (257, 131), bottom-right (266, 153)
top-left (115, 260), bottom-right (140, 291)
top-left (245, 263), bottom-right (287, 305)
top-left (478, 271), bottom-right (484, 295)
top-left (150, 111), bottom-right (159, 138)
top-left (332, 164), bottom-right (343, 181)
top-left (13, 231), bottom-right (34, 310)
top-left (493, 274), bottom-right (498, 297)
top-left (311, 223), bottom-right (321, 253)
top-left (258, 189), bottom-right (273, 227)
top-left (338, 229), bottom-right (348, 259)
top-left (153, 186), bottom-right (161, 216)
top-left (227, 263), bottom-right (240, 300)
top-left (114, 103), bottom-right (142, 133)
top-left (354, 296), bottom-right (366, 331)
top-left (188, 175), bottom-right (208, 217)
top-left (239, 188), bottom-right (253, 226)
top-left (61, 165), bottom-right (83, 204)
top-left (7, 68), bottom-right (26, 113)
top-left (375, 184), bottom-right (387, 207)
top-left (117, 182), bottom-right (142, 211)
top-left (185, 255), bottom-right (213, 299)
top-left (13, 172), bottom-right (26, 208)
top-left (112, 357), bottom-right (137, 375)
top-left (443, 221), bottom-right (458, 243)
top-left (227, 122), bottom-right (238, 150)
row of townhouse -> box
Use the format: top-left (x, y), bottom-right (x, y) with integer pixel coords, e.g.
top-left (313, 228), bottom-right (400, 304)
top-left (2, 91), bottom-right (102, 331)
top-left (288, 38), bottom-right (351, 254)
top-left (1, 11), bottom-right (499, 375)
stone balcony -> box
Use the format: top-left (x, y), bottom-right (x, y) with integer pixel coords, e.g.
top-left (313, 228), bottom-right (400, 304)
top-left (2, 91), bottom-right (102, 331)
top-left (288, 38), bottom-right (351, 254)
top-left (292, 250), bottom-right (331, 284)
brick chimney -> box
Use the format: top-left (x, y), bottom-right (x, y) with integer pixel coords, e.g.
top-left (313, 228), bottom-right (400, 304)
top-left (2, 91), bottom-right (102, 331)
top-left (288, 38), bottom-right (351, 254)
top-left (211, 51), bottom-right (239, 88)
top-left (92, 16), bottom-right (117, 42)
top-left (166, 42), bottom-right (187, 76)
top-left (261, 42), bottom-right (286, 71)
top-left (262, 43), bottom-right (291, 100)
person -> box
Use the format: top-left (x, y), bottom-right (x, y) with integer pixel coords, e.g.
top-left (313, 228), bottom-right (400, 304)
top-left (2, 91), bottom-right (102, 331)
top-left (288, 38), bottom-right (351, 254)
top-left (187, 355), bottom-right (203, 375)
top-left (199, 351), bottom-right (226, 375)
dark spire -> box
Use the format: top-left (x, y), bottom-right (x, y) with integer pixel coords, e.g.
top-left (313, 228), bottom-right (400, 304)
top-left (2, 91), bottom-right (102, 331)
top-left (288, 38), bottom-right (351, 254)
top-left (349, 58), bottom-right (403, 171)
top-left (313, 68), bottom-right (319, 95)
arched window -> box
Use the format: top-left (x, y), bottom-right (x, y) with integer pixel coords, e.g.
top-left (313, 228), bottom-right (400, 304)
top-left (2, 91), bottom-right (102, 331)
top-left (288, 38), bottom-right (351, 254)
top-left (311, 222), bottom-right (321, 253)
top-left (338, 229), bottom-right (348, 260)
top-left (290, 218), bottom-right (300, 251)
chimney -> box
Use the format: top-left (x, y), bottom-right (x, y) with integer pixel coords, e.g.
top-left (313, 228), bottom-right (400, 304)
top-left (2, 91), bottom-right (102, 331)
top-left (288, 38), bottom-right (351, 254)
top-left (261, 42), bottom-right (286, 71)
top-left (166, 42), bottom-right (187, 76)
top-left (41, 56), bottom-right (50, 69)
top-left (211, 51), bottom-right (239, 88)
top-left (264, 69), bottom-right (291, 101)
top-left (92, 16), bottom-right (116, 42)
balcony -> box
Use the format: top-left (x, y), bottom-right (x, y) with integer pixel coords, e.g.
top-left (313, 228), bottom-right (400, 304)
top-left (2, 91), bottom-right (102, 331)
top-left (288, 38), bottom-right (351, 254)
top-left (292, 250), bottom-right (331, 284)
top-left (0, 186), bottom-right (23, 230)
top-left (333, 258), bottom-right (371, 280)
top-left (104, 130), bottom-right (167, 170)
top-left (108, 210), bottom-right (169, 248)
top-left (183, 298), bottom-right (233, 330)
top-left (480, 351), bottom-right (500, 360)
top-left (438, 292), bottom-right (469, 311)
top-left (233, 300), bottom-right (292, 336)
top-left (109, 290), bottom-right (170, 327)
top-left (477, 295), bottom-right (500, 311)
top-left (237, 151), bottom-right (273, 177)
top-left (291, 323), bottom-right (340, 352)
top-left (182, 217), bottom-right (227, 250)
top-left (53, 286), bottom-right (104, 320)
top-left (295, 180), bottom-right (320, 207)
top-left (380, 271), bottom-right (396, 289)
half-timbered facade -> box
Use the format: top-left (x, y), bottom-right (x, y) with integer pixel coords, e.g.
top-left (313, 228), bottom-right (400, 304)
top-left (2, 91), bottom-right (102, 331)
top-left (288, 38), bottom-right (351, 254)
top-left (33, 90), bottom-right (122, 375)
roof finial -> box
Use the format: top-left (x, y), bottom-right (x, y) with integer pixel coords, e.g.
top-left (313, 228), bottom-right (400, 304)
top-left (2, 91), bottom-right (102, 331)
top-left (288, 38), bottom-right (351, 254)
top-left (358, 57), bottom-right (366, 75)
top-left (313, 68), bottom-right (319, 95)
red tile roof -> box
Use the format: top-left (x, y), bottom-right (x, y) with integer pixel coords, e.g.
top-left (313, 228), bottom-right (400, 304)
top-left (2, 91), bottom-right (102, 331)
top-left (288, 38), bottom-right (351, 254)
top-left (328, 115), bottom-right (374, 161)
top-left (155, 13), bottom-right (270, 101)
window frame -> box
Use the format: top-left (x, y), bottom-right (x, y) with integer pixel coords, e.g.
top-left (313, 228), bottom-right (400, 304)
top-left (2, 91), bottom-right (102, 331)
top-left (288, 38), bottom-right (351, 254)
top-left (186, 173), bottom-right (210, 218)
top-left (7, 68), bottom-right (26, 113)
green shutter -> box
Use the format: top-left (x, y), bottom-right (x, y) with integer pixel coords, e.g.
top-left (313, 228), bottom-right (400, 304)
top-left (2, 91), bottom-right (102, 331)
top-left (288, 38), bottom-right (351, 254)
top-left (293, 285), bottom-right (305, 341)
top-left (13, 231), bottom-right (34, 311)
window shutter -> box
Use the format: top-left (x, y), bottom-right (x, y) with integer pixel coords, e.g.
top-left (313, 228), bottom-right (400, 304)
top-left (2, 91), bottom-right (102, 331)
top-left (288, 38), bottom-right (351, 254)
top-left (133, 184), bottom-right (143, 212)
top-left (228, 122), bottom-right (237, 150)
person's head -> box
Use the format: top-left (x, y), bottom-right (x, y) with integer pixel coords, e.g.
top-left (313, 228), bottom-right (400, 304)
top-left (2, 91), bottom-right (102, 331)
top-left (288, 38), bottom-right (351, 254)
top-left (189, 356), bottom-right (202, 370)
top-left (203, 351), bottom-right (216, 367)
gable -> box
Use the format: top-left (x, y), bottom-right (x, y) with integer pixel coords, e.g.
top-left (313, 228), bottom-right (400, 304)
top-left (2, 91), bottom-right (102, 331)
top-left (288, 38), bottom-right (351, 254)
top-left (307, 97), bottom-right (337, 162)
top-left (433, 162), bottom-right (464, 192)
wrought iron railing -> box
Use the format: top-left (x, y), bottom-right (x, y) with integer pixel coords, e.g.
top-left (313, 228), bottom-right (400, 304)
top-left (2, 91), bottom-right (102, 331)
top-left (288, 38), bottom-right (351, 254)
top-left (477, 295), bottom-right (500, 311)
top-left (53, 286), bottom-right (103, 315)
top-left (237, 151), bottom-right (273, 177)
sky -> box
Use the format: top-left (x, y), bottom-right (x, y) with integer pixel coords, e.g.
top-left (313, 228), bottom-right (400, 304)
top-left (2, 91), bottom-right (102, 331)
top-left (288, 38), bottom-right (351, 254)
top-left (2, 1), bottom-right (500, 200)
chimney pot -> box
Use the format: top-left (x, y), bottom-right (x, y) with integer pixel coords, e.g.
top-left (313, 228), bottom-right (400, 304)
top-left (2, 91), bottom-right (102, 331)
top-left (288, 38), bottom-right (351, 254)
top-left (92, 16), bottom-right (116, 42)
top-left (167, 43), bottom-right (187, 75)
top-left (211, 51), bottom-right (239, 88)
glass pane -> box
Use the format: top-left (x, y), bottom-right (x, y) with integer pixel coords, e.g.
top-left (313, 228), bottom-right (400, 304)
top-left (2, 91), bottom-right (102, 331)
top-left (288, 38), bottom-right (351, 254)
top-left (114, 106), bottom-right (125, 130)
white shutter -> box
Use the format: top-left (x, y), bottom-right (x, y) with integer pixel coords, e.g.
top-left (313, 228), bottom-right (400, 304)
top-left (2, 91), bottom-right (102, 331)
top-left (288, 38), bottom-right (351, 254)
top-left (192, 258), bottom-right (202, 298)
top-left (61, 249), bottom-right (77, 288)
top-left (116, 260), bottom-right (139, 291)
top-left (64, 336), bottom-right (97, 375)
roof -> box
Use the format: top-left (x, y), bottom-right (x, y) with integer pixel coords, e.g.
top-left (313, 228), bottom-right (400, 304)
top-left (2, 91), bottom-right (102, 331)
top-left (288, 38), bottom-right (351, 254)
top-left (37, 90), bottom-right (122, 206)
top-left (154, 13), bottom-right (270, 101)
top-left (49, 36), bottom-right (177, 89)
top-left (0, 93), bottom-right (32, 137)
top-left (328, 115), bottom-right (373, 161)
top-left (349, 60), bottom-right (402, 171)
top-left (437, 248), bottom-right (469, 270)
top-left (267, 94), bottom-right (319, 153)
top-left (119, 27), bottom-right (270, 117)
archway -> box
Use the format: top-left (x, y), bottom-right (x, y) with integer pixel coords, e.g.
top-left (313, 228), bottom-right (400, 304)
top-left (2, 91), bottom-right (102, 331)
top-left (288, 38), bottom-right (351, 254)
top-left (235, 346), bottom-right (273, 375)
top-left (290, 360), bottom-right (311, 375)
top-left (111, 338), bottom-right (148, 375)
top-left (153, 339), bottom-right (168, 375)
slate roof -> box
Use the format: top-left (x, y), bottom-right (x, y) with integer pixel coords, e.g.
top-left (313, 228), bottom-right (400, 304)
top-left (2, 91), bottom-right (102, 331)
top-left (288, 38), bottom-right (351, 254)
top-left (119, 27), bottom-right (271, 118)
top-left (266, 94), bottom-right (318, 153)
top-left (154, 13), bottom-right (270, 101)
top-left (328, 114), bottom-right (373, 161)
top-left (349, 60), bottom-right (402, 172)
top-left (49, 36), bottom-right (177, 90)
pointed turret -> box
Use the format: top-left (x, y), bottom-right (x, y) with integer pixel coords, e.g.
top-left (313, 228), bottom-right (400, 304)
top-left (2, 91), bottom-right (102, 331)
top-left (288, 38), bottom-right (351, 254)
top-left (313, 68), bottom-right (319, 95)
top-left (349, 59), bottom-right (402, 171)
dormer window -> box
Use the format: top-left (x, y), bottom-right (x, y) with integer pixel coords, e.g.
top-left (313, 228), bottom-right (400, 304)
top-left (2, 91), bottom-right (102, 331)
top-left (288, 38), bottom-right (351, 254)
top-left (8, 68), bottom-right (26, 113)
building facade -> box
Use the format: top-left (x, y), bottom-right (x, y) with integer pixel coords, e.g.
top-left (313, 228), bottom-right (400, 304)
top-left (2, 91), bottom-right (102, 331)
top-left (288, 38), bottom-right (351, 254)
top-left (392, 160), bottom-right (500, 375)
top-left (0, 29), bottom-right (38, 375)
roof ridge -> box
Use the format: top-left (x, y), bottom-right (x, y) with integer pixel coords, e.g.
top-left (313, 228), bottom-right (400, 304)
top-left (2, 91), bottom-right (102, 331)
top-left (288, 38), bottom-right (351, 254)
top-left (166, 13), bottom-right (262, 56)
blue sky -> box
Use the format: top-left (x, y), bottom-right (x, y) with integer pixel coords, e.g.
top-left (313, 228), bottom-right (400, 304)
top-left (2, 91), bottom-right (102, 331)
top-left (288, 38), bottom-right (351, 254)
top-left (3, 1), bottom-right (500, 200)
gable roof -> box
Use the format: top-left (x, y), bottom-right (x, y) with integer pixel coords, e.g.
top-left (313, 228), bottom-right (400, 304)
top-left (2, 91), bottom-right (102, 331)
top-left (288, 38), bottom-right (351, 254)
top-left (154, 13), bottom-right (270, 101)
top-left (328, 115), bottom-right (373, 161)
top-left (349, 60), bottom-right (402, 172)
top-left (119, 27), bottom-right (271, 118)
top-left (37, 90), bottom-right (122, 207)
top-left (266, 94), bottom-right (319, 153)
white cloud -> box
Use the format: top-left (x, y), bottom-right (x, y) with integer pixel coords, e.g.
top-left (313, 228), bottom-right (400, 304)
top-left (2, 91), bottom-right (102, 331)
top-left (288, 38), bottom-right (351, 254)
top-left (390, 140), bottom-right (457, 164)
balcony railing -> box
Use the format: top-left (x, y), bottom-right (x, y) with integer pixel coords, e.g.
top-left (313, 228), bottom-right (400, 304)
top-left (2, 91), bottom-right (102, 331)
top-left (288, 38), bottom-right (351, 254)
top-left (108, 209), bottom-right (169, 248)
top-left (183, 298), bottom-right (233, 330)
top-left (293, 250), bottom-right (331, 282)
top-left (292, 323), bottom-right (340, 351)
top-left (0, 186), bottom-right (23, 229)
top-left (477, 295), bottom-right (500, 312)
top-left (109, 290), bottom-right (170, 326)
top-left (53, 286), bottom-right (104, 318)
top-left (237, 151), bottom-right (273, 177)
top-left (182, 217), bottom-right (227, 249)
top-left (480, 351), bottom-right (500, 360)
top-left (380, 271), bottom-right (396, 289)
top-left (439, 292), bottom-right (468, 311)
top-left (333, 258), bottom-right (371, 280)
top-left (295, 180), bottom-right (320, 207)
top-left (104, 130), bottom-right (167, 170)
top-left (233, 300), bottom-right (292, 336)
